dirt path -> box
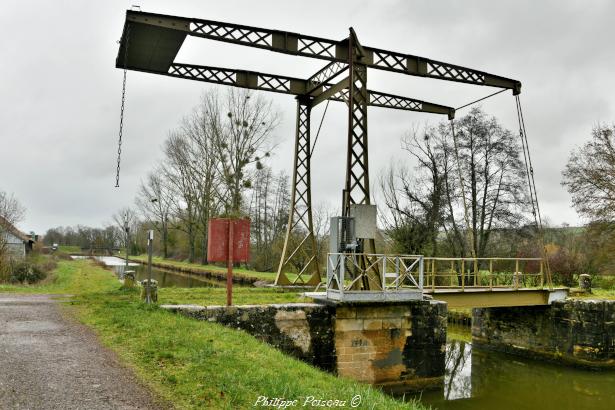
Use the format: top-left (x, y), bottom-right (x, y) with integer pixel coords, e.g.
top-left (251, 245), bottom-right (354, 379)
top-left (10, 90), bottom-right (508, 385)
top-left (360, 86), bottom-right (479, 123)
top-left (0, 294), bottom-right (166, 409)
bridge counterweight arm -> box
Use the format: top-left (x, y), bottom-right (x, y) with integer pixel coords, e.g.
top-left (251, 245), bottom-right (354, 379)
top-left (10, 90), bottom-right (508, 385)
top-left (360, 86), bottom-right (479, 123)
top-left (121, 10), bottom-right (521, 94)
top-left (148, 62), bottom-right (455, 118)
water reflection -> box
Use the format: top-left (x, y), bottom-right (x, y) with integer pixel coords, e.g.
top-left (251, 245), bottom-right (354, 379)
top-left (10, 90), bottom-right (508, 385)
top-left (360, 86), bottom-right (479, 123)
top-left (443, 338), bottom-right (471, 401)
top-left (408, 326), bottom-right (615, 410)
top-left (81, 256), bottom-right (229, 288)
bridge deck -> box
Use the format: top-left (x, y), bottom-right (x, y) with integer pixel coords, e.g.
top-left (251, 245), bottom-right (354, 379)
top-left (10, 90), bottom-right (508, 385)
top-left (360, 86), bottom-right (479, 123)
top-left (306, 287), bottom-right (569, 308)
top-left (424, 287), bottom-right (568, 308)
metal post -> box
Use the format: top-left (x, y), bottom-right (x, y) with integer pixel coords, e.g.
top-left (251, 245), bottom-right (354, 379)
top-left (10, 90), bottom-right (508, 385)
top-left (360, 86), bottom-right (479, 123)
top-left (419, 256), bottom-right (424, 291)
top-left (340, 255), bottom-right (345, 297)
top-left (515, 259), bottom-right (520, 289)
top-left (382, 256), bottom-right (386, 290)
top-left (124, 223), bottom-right (129, 278)
top-left (489, 259), bottom-right (493, 288)
top-left (146, 229), bottom-right (153, 304)
top-left (489, 259), bottom-right (494, 290)
top-left (461, 259), bottom-right (465, 291)
top-left (275, 98), bottom-right (320, 286)
top-left (431, 258), bottom-right (436, 291)
top-left (227, 219), bottom-right (234, 306)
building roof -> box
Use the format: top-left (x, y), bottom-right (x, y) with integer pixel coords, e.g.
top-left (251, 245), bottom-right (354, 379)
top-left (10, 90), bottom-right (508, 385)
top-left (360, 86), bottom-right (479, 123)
top-left (0, 215), bottom-right (31, 243)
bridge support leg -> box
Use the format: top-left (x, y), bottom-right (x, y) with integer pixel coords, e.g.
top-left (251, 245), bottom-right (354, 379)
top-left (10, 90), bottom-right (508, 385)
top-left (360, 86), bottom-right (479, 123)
top-left (343, 35), bottom-right (380, 289)
top-left (275, 97), bottom-right (320, 286)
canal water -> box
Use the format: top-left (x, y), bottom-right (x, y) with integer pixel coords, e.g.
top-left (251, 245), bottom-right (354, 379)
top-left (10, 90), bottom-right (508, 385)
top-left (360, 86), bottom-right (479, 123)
top-left (409, 324), bottom-right (615, 410)
top-left (81, 256), bottom-right (229, 288)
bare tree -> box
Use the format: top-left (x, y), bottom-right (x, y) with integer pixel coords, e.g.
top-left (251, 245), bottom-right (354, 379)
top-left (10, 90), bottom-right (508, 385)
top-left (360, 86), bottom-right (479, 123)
top-left (215, 89), bottom-right (280, 214)
top-left (562, 124), bottom-right (615, 221)
top-left (163, 132), bottom-right (200, 262)
top-left (111, 207), bottom-right (139, 254)
top-left (452, 108), bottom-right (527, 258)
top-left (0, 190), bottom-right (27, 266)
top-left (0, 191), bottom-right (26, 226)
top-left (380, 108), bottom-right (528, 259)
top-left (248, 167), bottom-right (290, 271)
top-left (136, 169), bottom-right (173, 258)
top-left (181, 94), bottom-right (225, 263)
top-left (379, 129), bottom-right (449, 256)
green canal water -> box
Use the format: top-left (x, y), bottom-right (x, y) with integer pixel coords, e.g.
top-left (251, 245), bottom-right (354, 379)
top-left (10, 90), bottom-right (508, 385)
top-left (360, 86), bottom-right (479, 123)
top-left (92, 256), bottom-right (233, 288)
top-left (408, 325), bottom-right (615, 410)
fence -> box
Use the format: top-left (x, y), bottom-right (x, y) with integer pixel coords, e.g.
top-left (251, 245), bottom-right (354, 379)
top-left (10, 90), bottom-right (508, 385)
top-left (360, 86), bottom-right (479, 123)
top-left (422, 257), bottom-right (545, 291)
top-left (326, 253), bottom-right (424, 300)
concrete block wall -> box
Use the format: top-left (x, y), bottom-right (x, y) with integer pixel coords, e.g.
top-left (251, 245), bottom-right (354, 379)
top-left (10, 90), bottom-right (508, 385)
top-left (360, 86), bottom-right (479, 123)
top-left (472, 299), bottom-right (615, 368)
top-left (333, 301), bottom-right (447, 386)
top-left (163, 303), bottom-right (336, 371)
top-left (163, 299), bottom-right (448, 386)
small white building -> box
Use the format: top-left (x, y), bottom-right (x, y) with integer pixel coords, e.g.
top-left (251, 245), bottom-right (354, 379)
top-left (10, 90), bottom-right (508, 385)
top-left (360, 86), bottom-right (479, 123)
top-left (0, 216), bottom-right (34, 259)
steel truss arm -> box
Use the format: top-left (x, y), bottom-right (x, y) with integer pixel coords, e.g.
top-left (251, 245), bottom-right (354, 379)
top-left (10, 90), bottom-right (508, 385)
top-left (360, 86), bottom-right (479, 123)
top-left (123, 10), bottom-right (521, 94)
top-left (160, 63), bottom-right (456, 118)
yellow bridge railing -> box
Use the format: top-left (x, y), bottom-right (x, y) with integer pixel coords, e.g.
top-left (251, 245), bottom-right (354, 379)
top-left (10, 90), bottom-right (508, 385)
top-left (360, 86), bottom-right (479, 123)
top-left (422, 257), bottom-right (546, 291)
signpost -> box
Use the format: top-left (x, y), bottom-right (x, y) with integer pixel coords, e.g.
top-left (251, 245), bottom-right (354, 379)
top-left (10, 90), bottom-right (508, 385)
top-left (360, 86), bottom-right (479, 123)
top-left (207, 218), bottom-right (250, 306)
top-left (145, 229), bottom-right (154, 304)
top-left (124, 220), bottom-right (130, 277)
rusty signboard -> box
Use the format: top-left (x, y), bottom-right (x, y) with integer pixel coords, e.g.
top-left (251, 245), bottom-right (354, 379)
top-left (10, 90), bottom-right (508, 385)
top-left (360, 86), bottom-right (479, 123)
top-left (207, 218), bottom-right (250, 262)
top-left (207, 218), bottom-right (250, 306)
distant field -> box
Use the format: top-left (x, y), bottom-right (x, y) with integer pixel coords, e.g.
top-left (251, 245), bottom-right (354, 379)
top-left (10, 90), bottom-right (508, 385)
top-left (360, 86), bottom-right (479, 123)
top-left (57, 245), bottom-right (82, 254)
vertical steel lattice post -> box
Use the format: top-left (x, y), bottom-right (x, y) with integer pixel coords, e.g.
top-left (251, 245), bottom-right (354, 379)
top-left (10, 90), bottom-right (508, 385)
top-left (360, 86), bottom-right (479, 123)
top-left (343, 31), bottom-right (380, 289)
top-left (275, 97), bottom-right (321, 286)
top-left (343, 37), bottom-right (370, 214)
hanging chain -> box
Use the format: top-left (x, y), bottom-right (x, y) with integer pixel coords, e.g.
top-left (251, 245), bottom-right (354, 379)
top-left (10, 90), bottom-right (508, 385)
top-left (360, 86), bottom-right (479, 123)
top-left (115, 23), bottom-right (131, 187)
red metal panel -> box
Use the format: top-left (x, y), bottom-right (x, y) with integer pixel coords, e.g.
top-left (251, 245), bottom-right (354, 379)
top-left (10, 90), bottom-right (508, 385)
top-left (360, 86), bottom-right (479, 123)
top-left (207, 218), bottom-right (229, 262)
top-left (232, 218), bottom-right (250, 262)
top-left (207, 218), bottom-right (250, 262)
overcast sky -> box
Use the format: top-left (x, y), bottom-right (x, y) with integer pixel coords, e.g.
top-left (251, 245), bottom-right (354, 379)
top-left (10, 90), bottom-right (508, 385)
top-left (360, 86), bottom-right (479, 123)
top-left (1, 0), bottom-right (614, 234)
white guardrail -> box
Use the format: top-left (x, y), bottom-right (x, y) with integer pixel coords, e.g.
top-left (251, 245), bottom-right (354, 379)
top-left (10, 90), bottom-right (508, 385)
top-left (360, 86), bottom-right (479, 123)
top-left (326, 253), bottom-right (424, 298)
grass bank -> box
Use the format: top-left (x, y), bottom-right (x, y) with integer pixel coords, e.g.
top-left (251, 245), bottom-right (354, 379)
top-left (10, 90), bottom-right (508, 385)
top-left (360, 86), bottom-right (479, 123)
top-left (0, 259), bottom-right (424, 410)
top-left (575, 288), bottom-right (615, 300)
top-left (58, 245), bottom-right (83, 254)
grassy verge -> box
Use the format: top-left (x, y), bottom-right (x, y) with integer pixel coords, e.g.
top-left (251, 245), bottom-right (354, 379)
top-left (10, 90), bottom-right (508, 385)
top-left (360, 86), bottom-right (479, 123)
top-left (1, 260), bottom-right (424, 410)
top-left (158, 287), bottom-right (309, 306)
top-left (58, 245), bottom-right (83, 254)
top-left (575, 288), bottom-right (615, 300)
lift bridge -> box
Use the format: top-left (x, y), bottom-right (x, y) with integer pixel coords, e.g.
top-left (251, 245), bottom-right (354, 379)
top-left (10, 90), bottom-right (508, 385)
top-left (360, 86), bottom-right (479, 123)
top-left (115, 10), bottom-right (567, 308)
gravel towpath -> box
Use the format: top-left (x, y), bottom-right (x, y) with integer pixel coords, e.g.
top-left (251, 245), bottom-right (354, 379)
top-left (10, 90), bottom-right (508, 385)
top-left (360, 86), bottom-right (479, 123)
top-left (0, 294), bottom-right (166, 410)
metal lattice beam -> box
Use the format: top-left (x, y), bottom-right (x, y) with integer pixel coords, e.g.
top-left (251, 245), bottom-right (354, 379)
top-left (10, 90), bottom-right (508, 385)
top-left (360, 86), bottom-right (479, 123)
top-left (162, 63), bottom-right (455, 117)
top-left (119, 10), bottom-right (521, 93)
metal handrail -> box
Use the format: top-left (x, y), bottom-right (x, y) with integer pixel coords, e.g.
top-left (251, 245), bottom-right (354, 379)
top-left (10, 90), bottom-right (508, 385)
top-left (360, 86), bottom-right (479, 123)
top-left (325, 254), bottom-right (547, 297)
top-left (326, 253), bottom-right (424, 297)
top-left (422, 256), bottom-right (546, 291)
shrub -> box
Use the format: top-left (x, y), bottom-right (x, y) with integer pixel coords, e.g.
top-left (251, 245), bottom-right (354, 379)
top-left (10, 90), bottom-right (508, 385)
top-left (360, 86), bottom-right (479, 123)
top-left (9, 261), bottom-right (47, 284)
top-left (4, 255), bottom-right (58, 285)
top-left (548, 246), bottom-right (585, 287)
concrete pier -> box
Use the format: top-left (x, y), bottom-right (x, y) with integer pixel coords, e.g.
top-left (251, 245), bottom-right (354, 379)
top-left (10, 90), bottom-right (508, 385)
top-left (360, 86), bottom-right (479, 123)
top-left (163, 299), bottom-right (447, 387)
